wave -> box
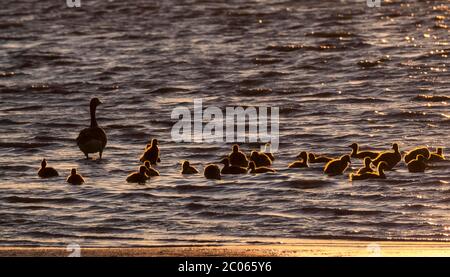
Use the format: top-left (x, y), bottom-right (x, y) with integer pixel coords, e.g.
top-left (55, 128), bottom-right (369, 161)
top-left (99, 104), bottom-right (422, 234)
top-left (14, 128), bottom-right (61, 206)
top-left (412, 95), bottom-right (450, 102)
top-left (3, 196), bottom-right (79, 204)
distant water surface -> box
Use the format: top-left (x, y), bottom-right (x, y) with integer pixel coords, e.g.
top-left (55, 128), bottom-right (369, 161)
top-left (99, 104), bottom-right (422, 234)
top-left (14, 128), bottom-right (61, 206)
top-left (0, 0), bottom-right (449, 246)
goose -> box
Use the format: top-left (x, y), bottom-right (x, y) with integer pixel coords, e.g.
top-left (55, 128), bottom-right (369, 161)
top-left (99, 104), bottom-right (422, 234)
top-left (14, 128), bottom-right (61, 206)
top-left (372, 143), bottom-right (401, 170)
top-left (407, 155), bottom-right (428, 173)
top-left (248, 161), bottom-right (276, 173)
top-left (228, 144), bottom-right (249, 167)
top-left (126, 166), bottom-right (149, 184)
top-left (76, 98), bottom-right (107, 159)
top-left (66, 168), bottom-right (85, 185)
top-left (350, 162), bottom-right (388, 181)
top-left (220, 157), bottom-right (248, 174)
top-left (204, 164), bottom-right (221, 180)
top-left (140, 138), bottom-right (160, 164)
top-left (356, 157), bottom-right (375, 175)
top-left (250, 151), bottom-right (272, 167)
top-left (144, 161), bottom-right (160, 176)
top-left (428, 147), bottom-right (445, 162)
top-left (307, 153), bottom-right (333, 164)
top-left (324, 155), bottom-right (351, 176)
top-left (144, 138), bottom-right (161, 163)
top-left (288, 151), bottom-right (308, 168)
top-left (349, 143), bottom-right (379, 159)
top-left (263, 143), bottom-right (275, 161)
top-left (181, 160), bottom-right (199, 174)
top-left (38, 159), bottom-right (59, 178)
top-left (404, 146), bottom-right (430, 164)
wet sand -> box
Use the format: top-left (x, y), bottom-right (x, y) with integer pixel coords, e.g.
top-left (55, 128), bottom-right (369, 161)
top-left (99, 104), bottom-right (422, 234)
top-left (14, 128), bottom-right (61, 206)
top-left (2, 239), bottom-right (450, 257)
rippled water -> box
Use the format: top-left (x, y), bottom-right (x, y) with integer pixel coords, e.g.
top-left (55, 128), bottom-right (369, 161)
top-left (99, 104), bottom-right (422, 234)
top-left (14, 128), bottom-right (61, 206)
top-left (0, 0), bottom-right (449, 247)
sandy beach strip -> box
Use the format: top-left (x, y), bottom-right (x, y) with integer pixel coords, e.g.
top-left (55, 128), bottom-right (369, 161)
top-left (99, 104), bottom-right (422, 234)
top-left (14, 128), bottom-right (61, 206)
top-left (1, 239), bottom-right (450, 257)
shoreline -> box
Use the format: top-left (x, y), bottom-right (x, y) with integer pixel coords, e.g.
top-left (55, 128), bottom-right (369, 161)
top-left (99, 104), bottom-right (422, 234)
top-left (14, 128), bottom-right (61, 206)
top-left (2, 239), bottom-right (450, 257)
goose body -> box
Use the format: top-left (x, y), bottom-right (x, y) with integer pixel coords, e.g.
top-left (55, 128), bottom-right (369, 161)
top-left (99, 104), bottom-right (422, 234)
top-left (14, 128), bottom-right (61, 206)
top-left (428, 147), bottom-right (445, 162)
top-left (228, 145), bottom-right (249, 167)
top-left (404, 147), bottom-right (430, 164)
top-left (248, 161), bottom-right (276, 173)
top-left (140, 139), bottom-right (160, 164)
top-left (349, 143), bottom-right (379, 159)
top-left (181, 161), bottom-right (199, 174)
top-left (144, 161), bottom-right (160, 176)
top-left (126, 166), bottom-right (149, 183)
top-left (66, 168), bottom-right (85, 185)
top-left (220, 158), bottom-right (248, 174)
top-left (38, 159), bottom-right (59, 178)
top-left (324, 155), bottom-right (351, 176)
top-left (350, 162), bottom-right (388, 181)
top-left (76, 98), bottom-right (107, 159)
top-left (289, 151), bottom-right (308, 168)
top-left (407, 155), bottom-right (427, 173)
top-left (204, 164), bottom-right (221, 180)
top-left (250, 151), bottom-right (272, 167)
top-left (356, 157), bottom-right (375, 175)
top-left (372, 143), bottom-right (401, 170)
top-left (307, 153), bottom-right (333, 164)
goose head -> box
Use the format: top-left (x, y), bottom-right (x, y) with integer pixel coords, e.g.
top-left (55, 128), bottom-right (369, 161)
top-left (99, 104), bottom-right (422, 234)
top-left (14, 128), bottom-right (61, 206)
top-left (182, 160), bottom-right (190, 169)
top-left (41, 159), bottom-right (47, 168)
top-left (341, 155), bottom-right (351, 164)
top-left (363, 157), bottom-right (371, 168)
top-left (298, 151), bottom-right (308, 162)
top-left (307, 153), bottom-right (316, 162)
top-left (71, 168), bottom-right (77, 175)
top-left (232, 144), bottom-right (239, 153)
top-left (248, 161), bottom-right (256, 170)
top-left (392, 143), bottom-right (399, 153)
top-left (90, 97), bottom-right (102, 109)
top-left (348, 143), bottom-right (358, 151)
top-left (139, 166), bottom-right (147, 175)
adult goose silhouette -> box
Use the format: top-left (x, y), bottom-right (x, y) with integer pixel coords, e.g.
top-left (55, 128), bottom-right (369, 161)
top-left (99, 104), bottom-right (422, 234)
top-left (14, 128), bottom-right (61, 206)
top-left (76, 98), bottom-right (107, 159)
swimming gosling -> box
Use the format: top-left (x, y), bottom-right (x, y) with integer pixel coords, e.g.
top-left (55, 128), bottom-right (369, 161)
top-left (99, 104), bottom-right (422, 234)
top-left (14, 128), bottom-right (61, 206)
top-left (289, 151), bottom-right (308, 168)
top-left (250, 151), bottom-right (272, 167)
top-left (350, 162), bottom-right (388, 181)
top-left (372, 143), bottom-right (401, 170)
top-left (204, 164), bottom-right (221, 180)
top-left (220, 157), bottom-right (248, 174)
top-left (66, 168), bottom-right (85, 185)
top-left (181, 160), bottom-right (199, 174)
top-left (140, 138), bottom-right (160, 164)
top-left (144, 161), bottom-right (160, 176)
top-left (126, 166), bottom-right (149, 184)
top-left (407, 155), bottom-right (428, 173)
top-left (76, 98), bottom-right (107, 159)
top-left (404, 146), bottom-right (430, 164)
top-left (228, 144), bottom-right (249, 167)
top-left (324, 155), bottom-right (351, 176)
top-left (248, 161), bottom-right (276, 174)
top-left (38, 159), bottom-right (59, 178)
top-left (349, 143), bottom-right (379, 159)
top-left (428, 147), bottom-right (445, 162)
top-left (307, 153), bottom-right (333, 164)
top-left (356, 157), bottom-right (375, 175)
